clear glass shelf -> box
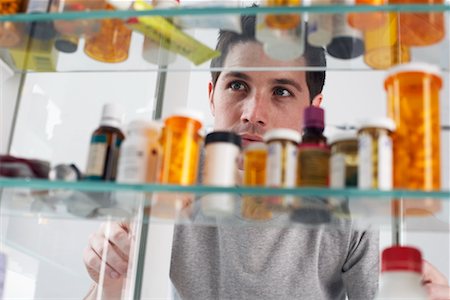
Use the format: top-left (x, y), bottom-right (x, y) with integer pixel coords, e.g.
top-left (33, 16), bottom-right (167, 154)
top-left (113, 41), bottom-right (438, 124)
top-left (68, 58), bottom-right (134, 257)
top-left (0, 5), bottom-right (447, 73)
top-left (1, 179), bottom-right (449, 231)
top-left (0, 5), bottom-right (450, 23)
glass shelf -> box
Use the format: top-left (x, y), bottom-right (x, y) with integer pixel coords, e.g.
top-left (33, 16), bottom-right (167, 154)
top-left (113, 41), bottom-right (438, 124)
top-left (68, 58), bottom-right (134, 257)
top-left (0, 5), bottom-right (447, 73)
top-left (0, 5), bottom-right (450, 23)
top-left (1, 178), bottom-right (449, 231)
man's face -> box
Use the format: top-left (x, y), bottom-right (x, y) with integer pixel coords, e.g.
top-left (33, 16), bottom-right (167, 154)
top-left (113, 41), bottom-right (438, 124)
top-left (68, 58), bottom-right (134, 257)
top-left (209, 41), bottom-right (322, 149)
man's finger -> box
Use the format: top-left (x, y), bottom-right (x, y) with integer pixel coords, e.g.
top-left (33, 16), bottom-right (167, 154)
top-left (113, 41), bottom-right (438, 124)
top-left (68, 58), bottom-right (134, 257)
top-left (424, 283), bottom-right (450, 300)
top-left (101, 222), bottom-right (131, 258)
top-left (89, 232), bottom-right (129, 275)
top-left (423, 260), bottom-right (448, 286)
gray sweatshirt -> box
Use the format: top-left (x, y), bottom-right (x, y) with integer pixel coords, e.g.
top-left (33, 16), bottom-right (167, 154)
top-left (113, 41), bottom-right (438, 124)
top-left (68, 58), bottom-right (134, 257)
top-left (170, 202), bottom-right (379, 300)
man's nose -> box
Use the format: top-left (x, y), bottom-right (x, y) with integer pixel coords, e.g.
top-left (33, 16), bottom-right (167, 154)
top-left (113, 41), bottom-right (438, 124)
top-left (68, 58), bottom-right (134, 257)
top-left (241, 94), bottom-right (269, 127)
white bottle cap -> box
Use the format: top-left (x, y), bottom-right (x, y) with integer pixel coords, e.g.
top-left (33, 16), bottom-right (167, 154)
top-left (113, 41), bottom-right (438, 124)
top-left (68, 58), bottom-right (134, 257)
top-left (328, 131), bottom-right (358, 146)
top-left (100, 103), bottom-right (123, 128)
top-left (263, 128), bottom-right (301, 144)
top-left (358, 118), bottom-right (396, 132)
top-left (126, 119), bottom-right (163, 135)
top-left (386, 62), bottom-right (441, 79)
top-left (171, 107), bottom-right (204, 124)
top-left (263, 29), bottom-right (305, 61)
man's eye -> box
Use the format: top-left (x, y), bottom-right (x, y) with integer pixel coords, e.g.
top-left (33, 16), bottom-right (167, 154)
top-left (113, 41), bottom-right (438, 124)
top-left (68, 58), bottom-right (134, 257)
top-left (274, 87), bottom-right (292, 97)
top-left (230, 81), bottom-right (246, 91)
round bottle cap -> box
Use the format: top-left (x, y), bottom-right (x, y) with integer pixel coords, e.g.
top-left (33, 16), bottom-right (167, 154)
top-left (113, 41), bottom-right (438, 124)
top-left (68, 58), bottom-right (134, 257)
top-left (304, 106), bottom-right (325, 129)
top-left (263, 128), bottom-right (301, 144)
top-left (205, 131), bottom-right (242, 148)
top-left (54, 36), bottom-right (79, 53)
top-left (100, 103), bottom-right (124, 128)
top-left (382, 246), bottom-right (422, 274)
top-left (386, 62), bottom-right (441, 79)
top-left (263, 37), bottom-right (304, 61)
top-left (328, 131), bottom-right (357, 145)
top-left (171, 107), bottom-right (204, 124)
top-left (358, 118), bottom-right (396, 132)
top-left (126, 119), bottom-right (163, 135)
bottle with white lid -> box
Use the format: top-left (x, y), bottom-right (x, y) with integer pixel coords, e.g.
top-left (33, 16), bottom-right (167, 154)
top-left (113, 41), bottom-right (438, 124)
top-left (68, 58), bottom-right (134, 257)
top-left (85, 103), bottom-right (125, 181)
top-left (201, 131), bottom-right (242, 217)
top-left (376, 246), bottom-right (427, 300)
top-left (357, 117), bottom-right (395, 190)
top-left (116, 119), bottom-right (162, 184)
top-left (307, 0), bottom-right (333, 47)
top-left (264, 128), bottom-right (301, 210)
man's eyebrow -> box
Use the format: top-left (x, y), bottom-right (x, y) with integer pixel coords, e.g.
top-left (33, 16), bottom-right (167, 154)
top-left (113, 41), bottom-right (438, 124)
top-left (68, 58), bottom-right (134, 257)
top-left (222, 72), bottom-right (252, 81)
top-left (272, 78), bottom-right (303, 92)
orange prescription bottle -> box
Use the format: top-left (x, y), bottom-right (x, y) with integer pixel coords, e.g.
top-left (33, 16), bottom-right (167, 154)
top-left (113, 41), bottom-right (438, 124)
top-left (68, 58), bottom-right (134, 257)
top-left (364, 13), bottom-right (410, 70)
top-left (84, 4), bottom-right (132, 63)
top-left (159, 108), bottom-right (203, 185)
top-left (265, 0), bottom-right (301, 30)
top-left (347, 0), bottom-right (388, 31)
top-left (242, 142), bottom-right (272, 220)
top-left (384, 63), bottom-right (442, 216)
top-left (389, 0), bottom-right (444, 46)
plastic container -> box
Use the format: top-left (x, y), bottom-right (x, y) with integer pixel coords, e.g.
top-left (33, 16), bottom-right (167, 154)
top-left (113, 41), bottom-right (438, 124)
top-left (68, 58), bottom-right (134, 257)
top-left (376, 246), bottom-right (427, 300)
top-left (116, 120), bottom-right (162, 184)
top-left (329, 132), bottom-right (358, 188)
top-left (326, 13), bottom-right (364, 60)
top-left (307, 11), bottom-right (332, 47)
top-left (390, 0), bottom-right (445, 46)
top-left (357, 118), bottom-right (395, 190)
top-left (264, 128), bottom-right (301, 210)
top-left (385, 63), bottom-right (442, 215)
top-left (265, 0), bottom-right (301, 30)
top-left (262, 22), bottom-right (305, 61)
top-left (348, 0), bottom-right (388, 31)
top-left (364, 13), bottom-right (410, 70)
top-left (84, 4), bottom-right (132, 63)
top-left (242, 142), bottom-right (272, 220)
top-left (159, 108), bottom-right (203, 185)
top-left (201, 131), bottom-right (241, 217)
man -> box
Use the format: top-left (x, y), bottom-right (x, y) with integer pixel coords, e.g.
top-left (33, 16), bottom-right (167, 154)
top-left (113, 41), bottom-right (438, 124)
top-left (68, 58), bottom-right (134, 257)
top-left (84, 15), bottom-right (450, 299)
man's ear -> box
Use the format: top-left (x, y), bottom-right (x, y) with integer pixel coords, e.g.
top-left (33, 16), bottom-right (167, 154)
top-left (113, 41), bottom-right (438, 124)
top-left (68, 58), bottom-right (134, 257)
top-left (311, 93), bottom-right (323, 107)
top-left (208, 81), bottom-right (215, 117)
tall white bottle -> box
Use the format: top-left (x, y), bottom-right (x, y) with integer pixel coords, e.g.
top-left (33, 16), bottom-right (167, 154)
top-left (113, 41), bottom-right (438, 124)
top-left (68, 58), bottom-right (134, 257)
top-left (376, 246), bottom-right (428, 300)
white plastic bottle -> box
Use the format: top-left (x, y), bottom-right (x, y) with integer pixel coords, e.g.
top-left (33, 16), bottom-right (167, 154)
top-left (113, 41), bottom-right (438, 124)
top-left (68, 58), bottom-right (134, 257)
top-left (376, 246), bottom-right (428, 300)
top-left (201, 131), bottom-right (241, 217)
top-left (116, 120), bottom-right (162, 184)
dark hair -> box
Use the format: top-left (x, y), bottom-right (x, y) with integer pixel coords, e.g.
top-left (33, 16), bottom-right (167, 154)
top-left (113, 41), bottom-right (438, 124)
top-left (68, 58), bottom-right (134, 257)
top-left (210, 15), bottom-right (326, 102)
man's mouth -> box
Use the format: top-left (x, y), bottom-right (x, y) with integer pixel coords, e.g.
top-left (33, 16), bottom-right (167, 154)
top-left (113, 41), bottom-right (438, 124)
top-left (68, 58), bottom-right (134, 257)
top-left (240, 134), bottom-right (264, 148)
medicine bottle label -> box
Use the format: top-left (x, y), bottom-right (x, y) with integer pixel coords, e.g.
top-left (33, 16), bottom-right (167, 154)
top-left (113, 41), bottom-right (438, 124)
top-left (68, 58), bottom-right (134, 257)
top-left (117, 144), bottom-right (148, 183)
top-left (267, 142), bottom-right (297, 187)
top-left (330, 153), bottom-right (345, 188)
top-left (358, 132), bottom-right (392, 190)
top-left (298, 147), bottom-right (330, 186)
top-left (377, 134), bottom-right (392, 190)
top-left (86, 135), bottom-right (107, 177)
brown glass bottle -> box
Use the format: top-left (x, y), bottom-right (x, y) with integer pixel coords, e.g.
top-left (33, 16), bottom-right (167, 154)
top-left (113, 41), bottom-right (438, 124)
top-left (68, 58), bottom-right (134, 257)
top-left (297, 106), bottom-right (330, 187)
top-left (85, 103), bottom-right (125, 181)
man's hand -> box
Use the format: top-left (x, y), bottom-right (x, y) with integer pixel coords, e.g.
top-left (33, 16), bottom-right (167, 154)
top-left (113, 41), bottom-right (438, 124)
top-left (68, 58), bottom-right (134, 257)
top-left (423, 260), bottom-right (450, 300)
top-left (83, 222), bottom-right (131, 285)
